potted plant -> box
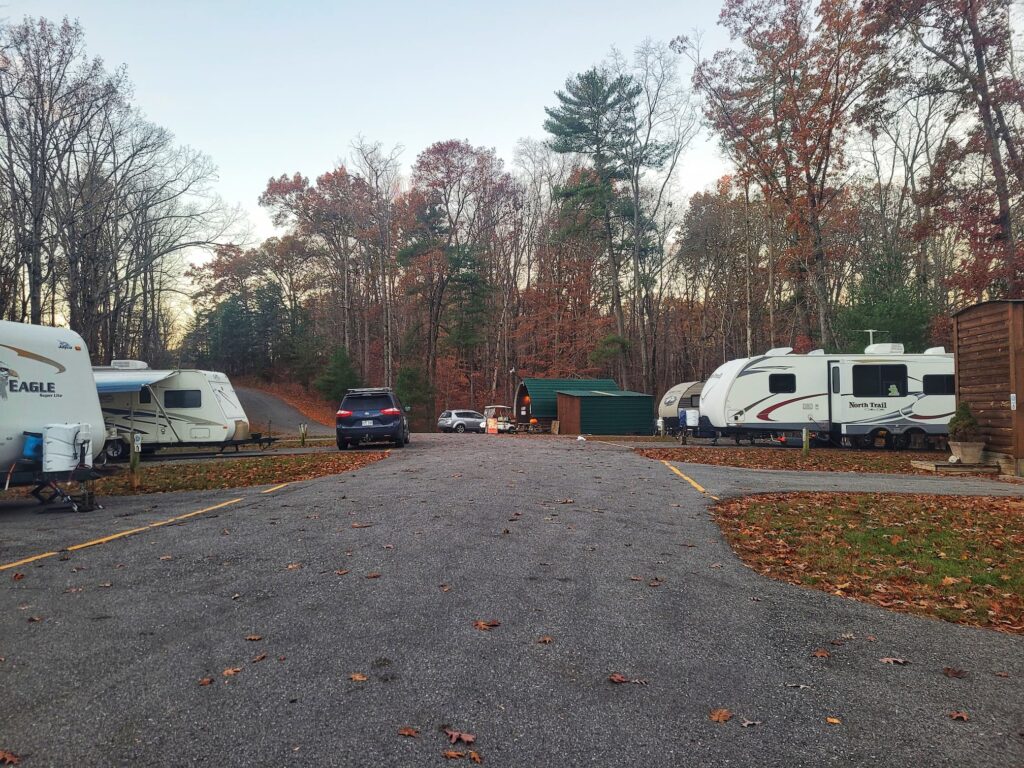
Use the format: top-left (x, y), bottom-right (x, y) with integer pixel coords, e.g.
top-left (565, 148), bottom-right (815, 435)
top-left (947, 402), bottom-right (985, 464)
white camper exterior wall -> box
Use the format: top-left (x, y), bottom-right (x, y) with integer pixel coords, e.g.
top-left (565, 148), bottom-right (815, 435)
top-left (98, 369), bottom-right (250, 449)
top-left (0, 320), bottom-right (105, 468)
top-left (700, 351), bottom-right (955, 439)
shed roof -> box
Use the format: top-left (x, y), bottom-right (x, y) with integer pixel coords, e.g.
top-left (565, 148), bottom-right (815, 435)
top-left (557, 389), bottom-right (650, 398)
top-left (518, 378), bottom-right (619, 417)
top-left (952, 299), bottom-right (1024, 317)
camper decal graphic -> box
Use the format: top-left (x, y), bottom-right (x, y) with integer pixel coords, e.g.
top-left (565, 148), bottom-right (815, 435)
top-left (0, 345), bottom-right (63, 398)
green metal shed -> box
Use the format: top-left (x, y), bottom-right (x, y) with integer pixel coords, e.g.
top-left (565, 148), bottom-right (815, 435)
top-left (556, 389), bottom-right (654, 435)
top-left (514, 378), bottom-right (618, 427)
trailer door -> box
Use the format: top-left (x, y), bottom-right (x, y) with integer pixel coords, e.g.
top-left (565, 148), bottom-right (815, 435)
top-left (827, 361), bottom-right (842, 439)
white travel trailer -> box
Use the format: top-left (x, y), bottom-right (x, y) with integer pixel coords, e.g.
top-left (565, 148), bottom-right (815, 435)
top-left (699, 344), bottom-right (956, 447)
top-left (657, 381), bottom-right (704, 435)
top-left (0, 321), bottom-right (104, 497)
top-left (93, 361), bottom-right (253, 458)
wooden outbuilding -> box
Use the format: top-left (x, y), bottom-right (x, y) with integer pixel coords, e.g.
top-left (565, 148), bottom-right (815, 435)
top-left (556, 389), bottom-right (654, 435)
top-left (951, 300), bottom-right (1024, 475)
top-left (513, 378), bottom-right (618, 431)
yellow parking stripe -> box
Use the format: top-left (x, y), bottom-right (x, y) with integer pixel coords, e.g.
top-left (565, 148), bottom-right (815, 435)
top-left (0, 551), bottom-right (58, 571)
top-left (661, 461), bottom-right (720, 501)
top-left (0, 497), bottom-right (243, 570)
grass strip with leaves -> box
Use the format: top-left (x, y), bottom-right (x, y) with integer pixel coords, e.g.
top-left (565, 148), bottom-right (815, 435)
top-left (2, 452), bottom-right (386, 499)
top-left (638, 446), bottom-right (941, 474)
top-left (715, 492), bottom-right (1024, 633)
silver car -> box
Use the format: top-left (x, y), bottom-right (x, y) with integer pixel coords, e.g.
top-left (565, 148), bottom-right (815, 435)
top-left (437, 409), bottom-right (485, 433)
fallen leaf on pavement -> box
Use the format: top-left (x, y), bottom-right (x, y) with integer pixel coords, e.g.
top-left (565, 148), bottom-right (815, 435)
top-left (784, 683), bottom-right (812, 689)
top-left (629, 576), bottom-right (642, 581)
top-left (880, 657), bottom-right (908, 665)
top-left (443, 752), bottom-right (465, 760)
top-left (469, 751), bottom-right (483, 764)
top-left (335, 569), bottom-right (350, 576)
top-left (826, 716), bottom-right (842, 725)
top-left (445, 729), bottom-right (476, 745)
top-left (812, 649), bottom-right (830, 658)
top-left (608, 673), bottom-right (630, 684)
top-left (398, 727), bottom-right (419, 738)
top-left (231, 593), bottom-right (241, 600)
top-left (949, 711), bottom-right (969, 721)
top-left (366, 572), bottom-right (382, 579)
top-left (648, 578), bottom-right (663, 588)
top-left (349, 673), bottom-right (368, 682)
top-left (223, 667), bottom-right (241, 677)
top-left (440, 584), bottom-right (451, 592)
top-left (159, 555), bottom-right (173, 561)
top-left (557, 498), bottom-right (574, 504)
top-left (0, 749), bottom-right (21, 765)
top-left (98, 582), bottom-right (112, 588)
top-left (286, 563), bottom-right (302, 571)
top-left (251, 654), bottom-right (267, 663)
top-left (26, 616), bottom-right (42, 623)
top-left (246, 634), bottom-right (262, 642)
top-left (12, 573), bottom-right (23, 582)
top-left (709, 708), bottom-right (733, 723)
top-left (943, 667), bottom-right (967, 679)
top-left (995, 671), bottom-right (1010, 678)
top-left (351, 522), bottom-right (373, 529)
top-left (198, 677), bottom-right (214, 686)
top-left (473, 620), bottom-right (500, 631)
top-left (740, 719), bottom-right (761, 727)
top-left (537, 636), bottom-right (554, 644)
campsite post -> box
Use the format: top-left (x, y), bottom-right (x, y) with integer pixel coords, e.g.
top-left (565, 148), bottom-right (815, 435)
top-left (802, 428), bottom-right (810, 457)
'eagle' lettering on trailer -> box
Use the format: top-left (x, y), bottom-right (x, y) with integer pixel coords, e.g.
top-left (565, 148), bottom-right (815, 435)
top-left (8, 380), bottom-right (57, 394)
top-left (848, 401), bottom-right (887, 409)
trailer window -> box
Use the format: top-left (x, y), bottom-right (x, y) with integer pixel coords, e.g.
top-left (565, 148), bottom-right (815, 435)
top-left (923, 374), bottom-right (955, 395)
top-left (690, 394), bottom-right (701, 407)
top-left (768, 373), bottom-right (796, 394)
top-left (165, 390), bottom-right (202, 409)
top-left (831, 367), bottom-right (840, 394)
top-left (852, 365), bottom-right (907, 397)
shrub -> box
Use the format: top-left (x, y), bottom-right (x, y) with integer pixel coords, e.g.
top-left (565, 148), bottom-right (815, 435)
top-left (947, 402), bottom-right (980, 442)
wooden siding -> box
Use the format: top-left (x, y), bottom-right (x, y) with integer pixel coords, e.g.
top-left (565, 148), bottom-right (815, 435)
top-left (556, 394), bottom-right (582, 434)
top-left (952, 301), bottom-right (1024, 460)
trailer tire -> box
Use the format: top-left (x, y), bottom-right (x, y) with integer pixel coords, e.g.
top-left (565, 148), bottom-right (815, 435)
top-left (104, 439), bottom-right (128, 462)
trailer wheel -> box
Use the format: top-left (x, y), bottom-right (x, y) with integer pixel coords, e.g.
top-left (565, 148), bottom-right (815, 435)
top-left (104, 439), bottom-right (128, 462)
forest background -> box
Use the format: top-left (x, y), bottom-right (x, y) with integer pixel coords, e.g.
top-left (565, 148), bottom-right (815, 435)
top-left (1, 1), bottom-right (1021, 426)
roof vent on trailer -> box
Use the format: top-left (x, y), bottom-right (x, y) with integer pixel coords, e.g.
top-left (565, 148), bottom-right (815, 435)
top-left (864, 343), bottom-right (904, 354)
top-left (764, 347), bottom-right (793, 356)
top-left (924, 346), bottom-right (947, 354)
top-left (110, 359), bottom-right (150, 370)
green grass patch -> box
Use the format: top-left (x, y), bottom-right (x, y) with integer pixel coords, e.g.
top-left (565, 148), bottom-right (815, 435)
top-left (715, 492), bottom-right (1024, 633)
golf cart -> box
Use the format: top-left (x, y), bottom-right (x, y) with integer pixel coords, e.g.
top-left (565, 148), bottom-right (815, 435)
top-left (483, 405), bottom-right (516, 434)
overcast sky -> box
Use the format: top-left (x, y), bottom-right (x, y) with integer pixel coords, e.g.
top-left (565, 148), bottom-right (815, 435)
top-left (16, 0), bottom-right (732, 239)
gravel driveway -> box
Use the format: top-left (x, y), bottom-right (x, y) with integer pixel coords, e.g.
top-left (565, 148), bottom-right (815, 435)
top-left (0, 434), bottom-right (1020, 766)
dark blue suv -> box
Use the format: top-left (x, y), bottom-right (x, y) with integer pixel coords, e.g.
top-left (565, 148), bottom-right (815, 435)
top-left (336, 388), bottom-right (410, 449)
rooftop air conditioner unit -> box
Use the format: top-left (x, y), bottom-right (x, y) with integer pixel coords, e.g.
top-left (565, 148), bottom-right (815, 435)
top-left (864, 343), bottom-right (904, 354)
top-left (110, 359), bottom-right (150, 370)
top-left (924, 346), bottom-right (947, 355)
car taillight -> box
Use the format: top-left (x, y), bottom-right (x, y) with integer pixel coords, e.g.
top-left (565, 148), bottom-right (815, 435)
top-left (380, 407), bottom-right (401, 416)
top-left (336, 409), bottom-right (353, 418)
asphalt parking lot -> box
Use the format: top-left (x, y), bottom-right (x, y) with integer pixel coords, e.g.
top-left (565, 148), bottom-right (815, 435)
top-left (1, 434), bottom-right (1022, 767)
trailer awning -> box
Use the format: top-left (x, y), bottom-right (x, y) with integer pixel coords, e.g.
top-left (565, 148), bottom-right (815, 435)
top-left (93, 370), bottom-right (174, 394)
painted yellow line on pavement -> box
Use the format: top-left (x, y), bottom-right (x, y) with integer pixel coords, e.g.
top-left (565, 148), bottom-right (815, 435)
top-left (661, 460), bottom-right (720, 501)
top-left (0, 497), bottom-right (244, 570)
top-left (261, 483), bottom-right (290, 494)
top-left (0, 551), bottom-right (58, 571)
